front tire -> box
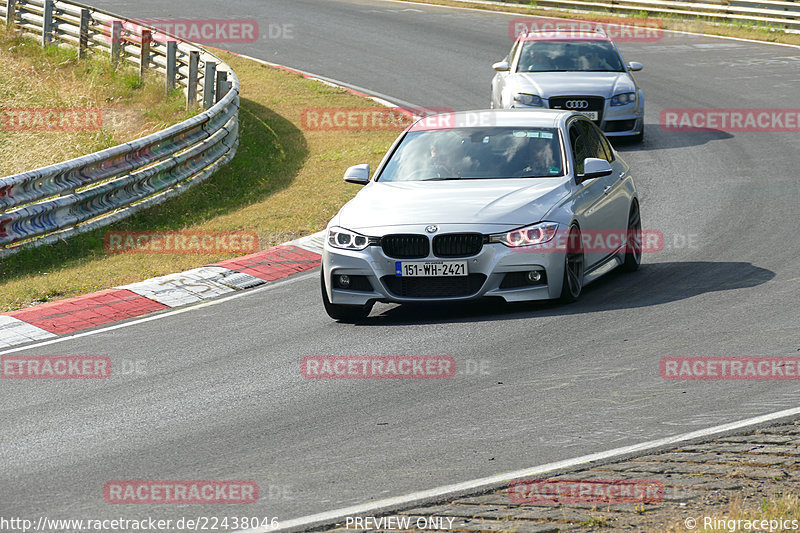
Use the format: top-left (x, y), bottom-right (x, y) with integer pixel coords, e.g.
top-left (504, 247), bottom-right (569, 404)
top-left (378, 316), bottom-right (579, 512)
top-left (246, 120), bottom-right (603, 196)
top-left (559, 224), bottom-right (584, 303)
top-left (321, 268), bottom-right (373, 321)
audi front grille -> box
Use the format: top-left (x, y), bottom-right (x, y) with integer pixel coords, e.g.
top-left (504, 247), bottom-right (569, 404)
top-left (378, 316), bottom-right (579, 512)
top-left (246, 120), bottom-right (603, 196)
top-left (549, 96), bottom-right (605, 123)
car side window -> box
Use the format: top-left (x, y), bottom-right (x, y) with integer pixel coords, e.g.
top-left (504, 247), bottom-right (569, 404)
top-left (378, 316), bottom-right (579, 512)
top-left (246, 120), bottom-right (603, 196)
top-left (595, 125), bottom-right (616, 163)
top-left (569, 123), bottom-right (588, 175)
top-left (577, 120), bottom-right (610, 162)
top-left (587, 121), bottom-right (615, 162)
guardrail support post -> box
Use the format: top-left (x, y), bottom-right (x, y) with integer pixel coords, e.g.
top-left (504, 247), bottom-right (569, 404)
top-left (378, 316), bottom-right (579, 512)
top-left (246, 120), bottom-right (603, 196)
top-left (111, 21), bottom-right (122, 67)
top-left (139, 29), bottom-right (151, 78)
top-left (203, 60), bottom-right (216, 109)
top-left (215, 70), bottom-right (229, 103)
top-left (5, 0), bottom-right (17, 30)
top-left (187, 51), bottom-right (199, 107)
top-left (42, 0), bottom-right (54, 47)
top-left (78, 9), bottom-right (90, 59)
top-left (166, 41), bottom-right (177, 95)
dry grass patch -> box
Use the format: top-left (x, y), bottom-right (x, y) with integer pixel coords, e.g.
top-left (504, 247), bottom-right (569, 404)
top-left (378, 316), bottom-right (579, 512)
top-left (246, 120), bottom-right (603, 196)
top-left (0, 28), bottom-right (192, 176)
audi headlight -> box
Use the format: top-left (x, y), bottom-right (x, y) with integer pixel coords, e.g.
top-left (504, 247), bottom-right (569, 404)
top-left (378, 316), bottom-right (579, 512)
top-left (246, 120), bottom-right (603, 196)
top-left (513, 93), bottom-right (544, 107)
top-left (489, 222), bottom-right (559, 247)
top-left (327, 227), bottom-right (372, 250)
top-left (611, 92), bottom-right (636, 106)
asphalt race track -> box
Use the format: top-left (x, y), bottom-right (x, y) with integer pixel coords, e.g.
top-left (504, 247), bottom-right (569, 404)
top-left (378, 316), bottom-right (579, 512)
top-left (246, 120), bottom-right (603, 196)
top-left (3, 0), bottom-right (800, 526)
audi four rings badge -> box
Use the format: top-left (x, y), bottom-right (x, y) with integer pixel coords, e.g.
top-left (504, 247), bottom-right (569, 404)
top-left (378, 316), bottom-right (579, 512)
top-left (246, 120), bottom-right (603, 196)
top-left (565, 100), bottom-right (589, 109)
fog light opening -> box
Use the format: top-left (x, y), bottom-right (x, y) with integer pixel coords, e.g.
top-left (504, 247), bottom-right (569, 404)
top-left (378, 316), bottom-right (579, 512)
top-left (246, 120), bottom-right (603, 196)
top-left (527, 271), bottom-right (542, 283)
top-left (337, 274), bottom-right (350, 288)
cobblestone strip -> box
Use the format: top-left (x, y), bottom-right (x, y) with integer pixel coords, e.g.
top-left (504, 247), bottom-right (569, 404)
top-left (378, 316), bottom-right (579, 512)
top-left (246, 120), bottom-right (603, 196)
top-left (322, 420), bottom-right (800, 532)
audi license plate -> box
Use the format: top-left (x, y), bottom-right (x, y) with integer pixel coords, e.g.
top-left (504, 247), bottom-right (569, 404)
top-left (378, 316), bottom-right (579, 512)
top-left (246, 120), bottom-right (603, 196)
top-left (396, 261), bottom-right (467, 277)
top-left (577, 111), bottom-right (598, 121)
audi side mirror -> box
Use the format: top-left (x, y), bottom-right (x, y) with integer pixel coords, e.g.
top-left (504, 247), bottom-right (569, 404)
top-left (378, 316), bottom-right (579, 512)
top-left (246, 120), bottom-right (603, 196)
top-left (628, 62), bottom-right (643, 72)
top-left (578, 158), bottom-right (613, 183)
top-left (344, 164), bottom-right (370, 185)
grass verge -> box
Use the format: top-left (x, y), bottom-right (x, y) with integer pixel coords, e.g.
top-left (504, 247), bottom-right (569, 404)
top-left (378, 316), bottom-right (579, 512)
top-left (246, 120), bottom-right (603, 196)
top-left (396, 0), bottom-right (800, 46)
top-left (0, 48), bottom-right (399, 311)
top-left (0, 28), bottom-right (193, 177)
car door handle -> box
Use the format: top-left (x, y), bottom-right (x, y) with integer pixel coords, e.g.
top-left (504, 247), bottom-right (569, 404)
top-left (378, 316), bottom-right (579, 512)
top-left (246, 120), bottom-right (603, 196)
top-left (603, 185), bottom-right (612, 194)
top-left (618, 171), bottom-right (625, 179)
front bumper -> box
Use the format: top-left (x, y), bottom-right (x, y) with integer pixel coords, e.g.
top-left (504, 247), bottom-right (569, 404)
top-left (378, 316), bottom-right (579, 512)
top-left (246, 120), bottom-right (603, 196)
top-left (511, 98), bottom-right (643, 137)
top-left (322, 230), bottom-right (569, 306)
top-left (599, 104), bottom-right (643, 137)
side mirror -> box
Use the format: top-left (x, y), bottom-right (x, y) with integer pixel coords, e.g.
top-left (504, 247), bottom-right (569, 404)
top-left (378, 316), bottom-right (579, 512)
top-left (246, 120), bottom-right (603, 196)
top-left (344, 164), bottom-right (370, 185)
top-left (578, 158), bottom-right (613, 182)
top-left (628, 61), bottom-right (643, 72)
top-left (492, 60), bottom-right (510, 72)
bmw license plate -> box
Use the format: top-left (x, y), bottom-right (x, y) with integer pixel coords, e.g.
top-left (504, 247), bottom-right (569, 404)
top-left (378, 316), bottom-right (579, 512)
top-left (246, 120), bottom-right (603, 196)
top-left (396, 261), bottom-right (467, 277)
top-left (577, 111), bottom-right (598, 121)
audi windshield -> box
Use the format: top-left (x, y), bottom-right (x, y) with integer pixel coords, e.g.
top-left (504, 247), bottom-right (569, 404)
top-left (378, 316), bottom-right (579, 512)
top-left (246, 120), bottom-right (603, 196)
top-left (517, 40), bottom-right (625, 72)
top-left (376, 127), bottom-right (565, 181)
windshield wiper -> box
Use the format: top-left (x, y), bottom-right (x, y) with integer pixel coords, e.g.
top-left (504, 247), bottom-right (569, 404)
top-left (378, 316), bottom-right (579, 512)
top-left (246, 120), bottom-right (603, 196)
top-left (423, 176), bottom-right (461, 181)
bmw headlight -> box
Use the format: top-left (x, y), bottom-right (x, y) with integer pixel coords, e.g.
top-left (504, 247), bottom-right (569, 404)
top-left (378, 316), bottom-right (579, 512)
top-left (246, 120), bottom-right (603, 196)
top-left (513, 93), bottom-right (544, 107)
top-left (327, 227), bottom-right (372, 250)
top-left (610, 92), bottom-right (636, 106)
top-left (489, 222), bottom-right (559, 247)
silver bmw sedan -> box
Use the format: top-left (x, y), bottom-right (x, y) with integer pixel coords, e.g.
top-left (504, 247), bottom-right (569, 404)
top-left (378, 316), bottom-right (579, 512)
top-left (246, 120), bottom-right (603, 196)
top-left (321, 109), bottom-right (641, 321)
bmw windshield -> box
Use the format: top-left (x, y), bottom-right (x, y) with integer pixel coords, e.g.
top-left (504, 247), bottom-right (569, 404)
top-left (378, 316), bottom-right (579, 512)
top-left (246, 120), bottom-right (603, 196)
top-left (517, 40), bottom-right (625, 72)
top-left (376, 127), bottom-right (565, 181)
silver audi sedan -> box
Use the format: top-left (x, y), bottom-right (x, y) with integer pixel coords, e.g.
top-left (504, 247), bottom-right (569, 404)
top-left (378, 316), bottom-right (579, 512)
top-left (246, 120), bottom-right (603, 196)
top-left (491, 29), bottom-right (645, 142)
top-left (321, 109), bottom-right (641, 321)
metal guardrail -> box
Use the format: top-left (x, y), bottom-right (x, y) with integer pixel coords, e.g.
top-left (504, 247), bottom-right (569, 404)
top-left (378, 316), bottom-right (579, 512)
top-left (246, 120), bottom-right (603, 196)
top-left (496, 0), bottom-right (800, 31)
top-left (0, 0), bottom-right (239, 257)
